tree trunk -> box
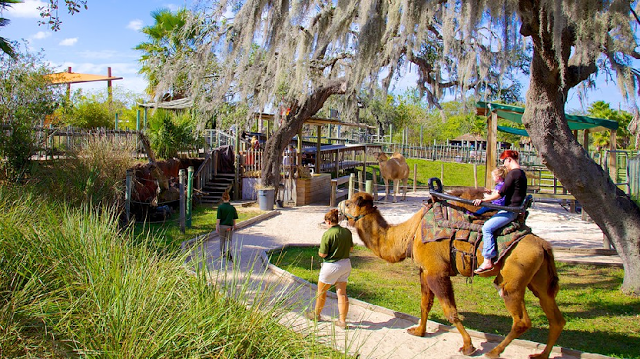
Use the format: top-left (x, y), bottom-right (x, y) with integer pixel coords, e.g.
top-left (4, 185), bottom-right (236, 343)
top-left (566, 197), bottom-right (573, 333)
top-left (523, 26), bottom-right (640, 295)
top-left (260, 79), bottom-right (347, 188)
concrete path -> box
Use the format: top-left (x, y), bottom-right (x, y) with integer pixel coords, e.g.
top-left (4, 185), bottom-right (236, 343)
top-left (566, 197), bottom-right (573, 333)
top-left (186, 190), bottom-right (618, 359)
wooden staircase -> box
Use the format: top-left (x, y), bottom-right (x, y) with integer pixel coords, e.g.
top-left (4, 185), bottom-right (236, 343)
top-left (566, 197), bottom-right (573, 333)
top-left (200, 173), bottom-right (235, 204)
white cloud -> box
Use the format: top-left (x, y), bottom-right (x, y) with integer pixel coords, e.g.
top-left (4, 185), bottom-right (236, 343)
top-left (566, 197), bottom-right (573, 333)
top-left (32, 31), bottom-right (51, 40)
top-left (59, 38), bottom-right (78, 46)
top-left (6, 0), bottom-right (47, 18)
top-left (77, 50), bottom-right (120, 60)
top-left (127, 19), bottom-right (144, 31)
top-left (164, 4), bottom-right (181, 12)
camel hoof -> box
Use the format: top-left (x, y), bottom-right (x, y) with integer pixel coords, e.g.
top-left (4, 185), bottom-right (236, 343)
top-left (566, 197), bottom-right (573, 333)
top-left (486, 348), bottom-right (501, 358)
top-left (406, 326), bottom-right (425, 337)
top-left (529, 353), bottom-right (549, 359)
top-left (459, 345), bottom-right (478, 356)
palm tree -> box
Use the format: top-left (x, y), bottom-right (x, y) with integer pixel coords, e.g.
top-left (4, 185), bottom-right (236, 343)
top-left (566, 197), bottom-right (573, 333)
top-left (0, 0), bottom-right (21, 58)
top-left (135, 8), bottom-right (199, 99)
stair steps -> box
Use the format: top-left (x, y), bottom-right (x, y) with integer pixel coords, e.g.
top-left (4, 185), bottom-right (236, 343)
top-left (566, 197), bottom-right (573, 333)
top-left (200, 173), bottom-right (235, 204)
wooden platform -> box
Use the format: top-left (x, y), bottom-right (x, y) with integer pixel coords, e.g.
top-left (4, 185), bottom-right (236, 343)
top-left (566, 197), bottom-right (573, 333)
top-left (295, 173), bottom-right (331, 205)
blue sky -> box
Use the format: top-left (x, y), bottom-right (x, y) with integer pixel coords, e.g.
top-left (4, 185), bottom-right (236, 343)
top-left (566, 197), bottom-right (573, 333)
top-left (3, 0), bottom-right (182, 98)
top-left (2, 0), bottom-right (637, 114)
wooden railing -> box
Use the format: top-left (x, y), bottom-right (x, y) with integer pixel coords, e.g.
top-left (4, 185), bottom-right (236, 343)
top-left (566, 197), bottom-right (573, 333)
top-left (193, 149), bottom-right (218, 192)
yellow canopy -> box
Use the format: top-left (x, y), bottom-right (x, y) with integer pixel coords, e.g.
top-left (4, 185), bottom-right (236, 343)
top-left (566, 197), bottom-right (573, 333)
top-left (44, 71), bottom-right (123, 84)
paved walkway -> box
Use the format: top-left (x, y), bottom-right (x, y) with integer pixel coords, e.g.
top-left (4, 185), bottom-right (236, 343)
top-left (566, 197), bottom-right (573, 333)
top-left (186, 191), bottom-right (618, 359)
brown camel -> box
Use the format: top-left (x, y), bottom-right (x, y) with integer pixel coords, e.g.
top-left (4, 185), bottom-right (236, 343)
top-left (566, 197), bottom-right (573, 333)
top-left (375, 152), bottom-right (409, 202)
top-left (341, 190), bottom-right (565, 359)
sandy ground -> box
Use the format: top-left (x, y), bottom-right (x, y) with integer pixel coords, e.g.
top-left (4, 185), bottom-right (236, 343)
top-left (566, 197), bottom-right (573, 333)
top-left (187, 190), bottom-right (617, 359)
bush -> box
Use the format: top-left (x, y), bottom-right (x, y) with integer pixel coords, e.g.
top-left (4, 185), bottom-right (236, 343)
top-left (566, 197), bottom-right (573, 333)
top-left (34, 135), bottom-right (138, 208)
top-left (148, 109), bottom-right (203, 159)
top-left (0, 44), bottom-right (63, 181)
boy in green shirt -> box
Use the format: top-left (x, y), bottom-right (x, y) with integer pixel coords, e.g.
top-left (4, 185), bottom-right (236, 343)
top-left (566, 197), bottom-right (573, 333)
top-left (216, 191), bottom-right (238, 262)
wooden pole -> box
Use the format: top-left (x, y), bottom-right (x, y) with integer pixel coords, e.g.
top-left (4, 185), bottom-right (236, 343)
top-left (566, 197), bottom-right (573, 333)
top-left (608, 131), bottom-right (617, 182)
top-left (316, 125), bottom-right (322, 173)
top-left (187, 166), bottom-right (194, 228)
top-left (413, 163), bottom-right (417, 192)
top-left (125, 169), bottom-right (132, 223)
top-left (485, 110), bottom-right (498, 188)
top-left (474, 163), bottom-right (478, 188)
top-left (348, 173), bottom-right (355, 199)
top-left (373, 169), bottom-right (378, 200)
top-left (179, 169), bottom-right (186, 234)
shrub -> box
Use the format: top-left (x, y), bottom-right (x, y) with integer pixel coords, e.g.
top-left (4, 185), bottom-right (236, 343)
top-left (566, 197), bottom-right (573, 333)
top-left (148, 109), bottom-right (203, 159)
top-left (34, 135), bottom-right (138, 208)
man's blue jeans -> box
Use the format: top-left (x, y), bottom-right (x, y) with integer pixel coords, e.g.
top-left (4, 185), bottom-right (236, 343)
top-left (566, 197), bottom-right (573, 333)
top-left (481, 210), bottom-right (518, 260)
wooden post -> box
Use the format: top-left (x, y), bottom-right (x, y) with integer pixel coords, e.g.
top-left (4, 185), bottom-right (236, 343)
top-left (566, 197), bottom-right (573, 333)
top-left (335, 149), bottom-right (339, 178)
top-left (474, 163), bottom-right (478, 188)
top-left (366, 179), bottom-right (372, 194)
top-left (583, 129), bottom-right (589, 154)
top-left (373, 169), bottom-right (378, 200)
top-left (316, 125), bottom-right (322, 173)
top-left (179, 169), bottom-right (186, 234)
top-left (440, 163), bottom-right (444, 183)
top-left (330, 181), bottom-right (337, 207)
top-left (136, 109), bottom-right (141, 131)
top-left (362, 146), bottom-right (367, 178)
top-left (187, 166), bottom-right (194, 228)
top-left (485, 110), bottom-right (498, 188)
top-left (143, 107), bottom-right (148, 130)
top-left (234, 125), bottom-right (240, 200)
top-left (348, 173), bottom-right (355, 199)
top-left (125, 169), bottom-right (132, 223)
top-left (358, 170), bottom-right (364, 192)
top-left (608, 131), bottom-right (617, 182)
top-left (413, 163), bottom-right (417, 192)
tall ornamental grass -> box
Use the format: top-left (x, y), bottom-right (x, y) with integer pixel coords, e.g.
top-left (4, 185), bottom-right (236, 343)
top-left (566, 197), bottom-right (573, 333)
top-left (0, 187), bottom-right (338, 358)
top-left (34, 135), bottom-right (138, 209)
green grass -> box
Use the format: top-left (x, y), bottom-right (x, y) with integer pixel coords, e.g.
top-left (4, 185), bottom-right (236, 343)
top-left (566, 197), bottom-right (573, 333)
top-left (270, 246), bottom-right (640, 359)
top-left (133, 203), bottom-right (263, 253)
top-left (364, 158), bottom-right (487, 188)
top-left (0, 188), bottom-right (346, 358)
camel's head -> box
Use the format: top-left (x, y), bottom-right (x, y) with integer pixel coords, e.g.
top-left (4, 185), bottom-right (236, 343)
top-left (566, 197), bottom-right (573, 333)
top-left (339, 192), bottom-right (375, 227)
top-left (374, 151), bottom-right (389, 162)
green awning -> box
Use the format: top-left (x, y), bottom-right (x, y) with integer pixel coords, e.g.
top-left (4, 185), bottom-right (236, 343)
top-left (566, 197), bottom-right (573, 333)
top-left (477, 101), bottom-right (618, 132)
top-left (498, 125), bottom-right (529, 136)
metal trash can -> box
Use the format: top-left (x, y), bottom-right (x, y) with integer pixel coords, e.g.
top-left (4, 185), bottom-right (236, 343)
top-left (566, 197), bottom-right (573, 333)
top-left (257, 189), bottom-right (275, 210)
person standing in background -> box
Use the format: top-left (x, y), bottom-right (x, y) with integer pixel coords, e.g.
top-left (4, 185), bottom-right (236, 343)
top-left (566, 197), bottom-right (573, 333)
top-left (216, 191), bottom-right (238, 262)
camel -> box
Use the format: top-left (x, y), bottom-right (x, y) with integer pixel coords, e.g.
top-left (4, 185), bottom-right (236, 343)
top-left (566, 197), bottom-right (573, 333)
top-left (340, 190), bottom-right (565, 359)
top-left (375, 152), bottom-right (409, 203)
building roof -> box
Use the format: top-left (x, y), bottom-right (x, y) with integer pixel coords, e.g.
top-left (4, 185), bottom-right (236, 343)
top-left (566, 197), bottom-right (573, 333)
top-left (253, 113), bottom-right (376, 129)
top-left (138, 97), bottom-right (194, 110)
top-left (44, 71), bottom-right (123, 84)
top-left (452, 133), bottom-right (485, 142)
top-left (476, 101), bottom-right (618, 135)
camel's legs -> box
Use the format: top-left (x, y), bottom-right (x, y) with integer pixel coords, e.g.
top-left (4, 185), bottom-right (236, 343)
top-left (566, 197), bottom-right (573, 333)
top-left (410, 271), bottom-right (476, 355)
top-left (526, 264), bottom-right (565, 359)
top-left (383, 178), bottom-right (390, 202)
top-left (431, 276), bottom-right (476, 355)
top-left (487, 287), bottom-right (530, 358)
top-left (402, 177), bottom-right (408, 200)
top-left (393, 179), bottom-right (399, 203)
top-left (407, 268), bottom-right (435, 337)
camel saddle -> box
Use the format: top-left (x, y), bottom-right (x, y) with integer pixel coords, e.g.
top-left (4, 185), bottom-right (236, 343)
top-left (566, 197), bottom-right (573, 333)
top-left (419, 198), bottom-right (532, 275)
